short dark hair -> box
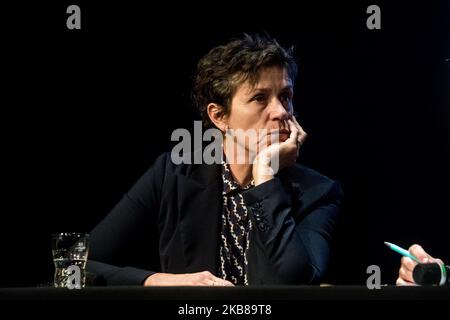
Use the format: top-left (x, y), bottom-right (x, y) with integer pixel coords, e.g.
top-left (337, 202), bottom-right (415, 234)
top-left (192, 33), bottom-right (298, 128)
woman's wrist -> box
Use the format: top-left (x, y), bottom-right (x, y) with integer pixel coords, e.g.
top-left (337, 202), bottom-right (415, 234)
top-left (144, 273), bottom-right (166, 286)
top-left (252, 163), bottom-right (274, 186)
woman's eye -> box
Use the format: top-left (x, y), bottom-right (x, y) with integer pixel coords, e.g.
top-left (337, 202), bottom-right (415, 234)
top-left (252, 94), bottom-right (266, 103)
top-left (280, 93), bottom-right (292, 103)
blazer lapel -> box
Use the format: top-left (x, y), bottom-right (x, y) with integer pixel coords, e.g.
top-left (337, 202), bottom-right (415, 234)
top-left (177, 161), bottom-right (222, 274)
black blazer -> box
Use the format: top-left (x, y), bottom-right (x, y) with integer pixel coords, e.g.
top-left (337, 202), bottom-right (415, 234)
top-left (87, 152), bottom-right (343, 285)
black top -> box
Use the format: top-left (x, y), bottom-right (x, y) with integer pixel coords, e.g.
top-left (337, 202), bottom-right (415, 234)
top-left (87, 151), bottom-right (343, 286)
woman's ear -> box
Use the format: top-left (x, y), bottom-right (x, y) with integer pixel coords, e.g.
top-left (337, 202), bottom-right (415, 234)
top-left (207, 103), bottom-right (228, 133)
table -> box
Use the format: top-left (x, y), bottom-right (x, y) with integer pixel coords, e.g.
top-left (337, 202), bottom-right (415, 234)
top-left (1, 285), bottom-right (449, 300)
top-left (1, 286), bottom-right (449, 318)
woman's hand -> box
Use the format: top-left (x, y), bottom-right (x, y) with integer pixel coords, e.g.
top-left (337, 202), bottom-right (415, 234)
top-left (252, 117), bottom-right (307, 186)
top-left (396, 244), bottom-right (444, 285)
top-left (144, 271), bottom-right (234, 286)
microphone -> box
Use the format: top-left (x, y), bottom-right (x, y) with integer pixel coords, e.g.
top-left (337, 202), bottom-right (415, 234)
top-left (413, 262), bottom-right (450, 286)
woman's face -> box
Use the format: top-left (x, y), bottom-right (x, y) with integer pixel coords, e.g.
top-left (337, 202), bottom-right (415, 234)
top-left (225, 66), bottom-right (294, 143)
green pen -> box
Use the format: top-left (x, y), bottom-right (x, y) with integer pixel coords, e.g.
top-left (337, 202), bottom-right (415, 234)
top-left (384, 241), bottom-right (422, 263)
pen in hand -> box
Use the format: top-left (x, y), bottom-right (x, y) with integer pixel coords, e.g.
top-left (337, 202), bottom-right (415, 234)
top-left (384, 241), bottom-right (422, 263)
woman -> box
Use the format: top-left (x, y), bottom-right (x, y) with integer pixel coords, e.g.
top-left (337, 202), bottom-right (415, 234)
top-left (87, 34), bottom-right (343, 286)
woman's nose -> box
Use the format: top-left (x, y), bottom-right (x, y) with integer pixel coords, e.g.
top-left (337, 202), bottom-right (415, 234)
top-left (270, 99), bottom-right (290, 120)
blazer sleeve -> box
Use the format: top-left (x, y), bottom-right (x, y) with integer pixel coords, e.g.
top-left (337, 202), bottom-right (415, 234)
top-left (243, 177), bottom-right (343, 285)
top-left (86, 153), bottom-right (168, 286)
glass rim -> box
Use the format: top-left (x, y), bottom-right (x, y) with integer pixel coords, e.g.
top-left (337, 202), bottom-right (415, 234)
top-left (51, 232), bottom-right (90, 238)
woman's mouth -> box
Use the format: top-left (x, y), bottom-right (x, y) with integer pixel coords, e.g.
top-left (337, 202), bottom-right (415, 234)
top-left (277, 129), bottom-right (290, 142)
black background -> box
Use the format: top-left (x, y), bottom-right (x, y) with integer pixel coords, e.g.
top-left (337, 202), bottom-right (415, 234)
top-left (2, 1), bottom-right (449, 287)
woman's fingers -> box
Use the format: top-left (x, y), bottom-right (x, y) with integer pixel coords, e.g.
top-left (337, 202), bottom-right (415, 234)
top-left (408, 244), bottom-right (431, 263)
top-left (287, 119), bottom-right (300, 146)
top-left (399, 266), bottom-right (414, 283)
top-left (396, 277), bottom-right (418, 286)
top-left (215, 278), bottom-right (234, 286)
top-left (291, 117), bottom-right (307, 146)
top-left (202, 272), bottom-right (234, 287)
top-left (401, 257), bottom-right (417, 273)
